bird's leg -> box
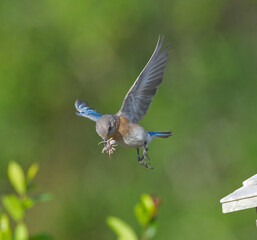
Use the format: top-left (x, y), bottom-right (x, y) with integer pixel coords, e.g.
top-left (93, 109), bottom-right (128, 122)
top-left (137, 146), bottom-right (153, 169)
top-left (137, 148), bottom-right (143, 162)
top-left (143, 147), bottom-right (150, 162)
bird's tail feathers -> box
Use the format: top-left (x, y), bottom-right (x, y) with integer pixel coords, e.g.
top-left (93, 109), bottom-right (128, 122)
top-left (148, 131), bottom-right (172, 138)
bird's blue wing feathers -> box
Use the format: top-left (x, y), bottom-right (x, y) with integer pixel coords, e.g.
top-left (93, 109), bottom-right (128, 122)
top-left (75, 99), bottom-right (101, 122)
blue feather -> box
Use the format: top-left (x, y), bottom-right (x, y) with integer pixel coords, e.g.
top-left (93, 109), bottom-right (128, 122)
top-left (75, 99), bottom-right (101, 122)
top-left (148, 131), bottom-right (172, 138)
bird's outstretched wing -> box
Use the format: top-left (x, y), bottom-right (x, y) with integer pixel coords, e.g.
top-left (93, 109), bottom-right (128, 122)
top-left (75, 99), bottom-right (101, 122)
top-left (117, 35), bottom-right (171, 123)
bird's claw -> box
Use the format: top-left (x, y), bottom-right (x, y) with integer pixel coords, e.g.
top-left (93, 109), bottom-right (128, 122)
top-left (138, 160), bottom-right (153, 169)
top-left (138, 149), bottom-right (153, 169)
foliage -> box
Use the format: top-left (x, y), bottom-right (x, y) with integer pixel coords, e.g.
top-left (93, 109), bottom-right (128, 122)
top-left (0, 161), bottom-right (52, 240)
top-left (107, 217), bottom-right (138, 240)
top-left (107, 194), bottom-right (161, 240)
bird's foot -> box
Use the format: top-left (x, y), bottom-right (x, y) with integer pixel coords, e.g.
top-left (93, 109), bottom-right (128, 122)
top-left (138, 159), bottom-right (153, 169)
top-left (137, 148), bottom-right (153, 169)
top-left (99, 138), bottom-right (118, 158)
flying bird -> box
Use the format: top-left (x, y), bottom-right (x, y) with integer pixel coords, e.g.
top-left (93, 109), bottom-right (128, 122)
top-left (75, 36), bottom-right (172, 169)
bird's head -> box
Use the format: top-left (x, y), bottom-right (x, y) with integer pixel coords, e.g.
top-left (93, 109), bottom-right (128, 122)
top-left (96, 114), bottom-right (119, 141)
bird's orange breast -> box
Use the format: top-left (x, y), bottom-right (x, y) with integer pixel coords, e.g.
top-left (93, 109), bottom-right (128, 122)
top-left (111, 117), bottom-right (131, 141)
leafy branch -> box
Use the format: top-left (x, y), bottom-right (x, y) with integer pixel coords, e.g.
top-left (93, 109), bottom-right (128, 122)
top-left (107, 194), bottom-right (161, 240)
top-left (0, 161), bottom-right (52, 240)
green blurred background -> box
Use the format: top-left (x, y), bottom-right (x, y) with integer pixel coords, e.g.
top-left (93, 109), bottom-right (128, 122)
top-left (1, 0), bottom-right (257, 239)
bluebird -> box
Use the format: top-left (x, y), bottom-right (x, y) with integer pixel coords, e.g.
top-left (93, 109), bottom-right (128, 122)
top-left (75, 36), bottom-right (172, 169)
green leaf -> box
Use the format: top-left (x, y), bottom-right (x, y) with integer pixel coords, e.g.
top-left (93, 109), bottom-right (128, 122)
top-left (27, 163), bottom-right (39, 182)
top-left (2, 195), bottom-right (24, 221)
top-left (29, 233), bottom-right (53, 240)
top-left (14, 223), bottom-right (28, 240)
top-left (22, 198), bottom-right (34, 209)
top-left (134, 194), bottom-right (155, 226)
top-left (106, 216), bottom-right (138, 240)
top-left (144, 221), bottom-right (157, 239)
top-left (8, 161), bottom-right (26, 195)
top-left (0, 214), bottom-right (12, 240)
top-left (134, 203), bottom-right (146, 226)
top-left (32, 193), bottom-right (53, 203)
top-left (141, 194), bottom-right (155, 215)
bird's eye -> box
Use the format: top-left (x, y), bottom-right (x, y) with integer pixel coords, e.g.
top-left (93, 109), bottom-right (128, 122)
top-left (108, 126), bottom-right (112, 132)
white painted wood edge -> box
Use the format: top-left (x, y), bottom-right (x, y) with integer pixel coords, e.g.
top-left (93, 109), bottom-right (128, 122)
top-left (222, 196), bottom-right (257, 213)
top-left (220, 174), bottom-right (257, 213)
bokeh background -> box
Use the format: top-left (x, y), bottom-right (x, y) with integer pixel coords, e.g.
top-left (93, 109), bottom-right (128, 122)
top-left (1, 0), bottom-right (257, 239)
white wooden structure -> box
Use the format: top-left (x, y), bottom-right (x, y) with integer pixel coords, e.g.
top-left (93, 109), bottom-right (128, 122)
top-left (220, 174), bottom-right (257, 225)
